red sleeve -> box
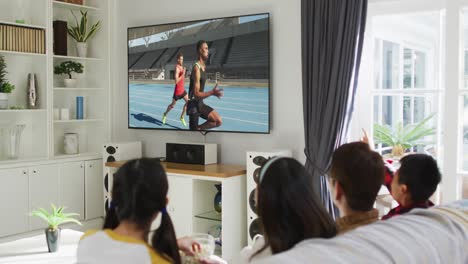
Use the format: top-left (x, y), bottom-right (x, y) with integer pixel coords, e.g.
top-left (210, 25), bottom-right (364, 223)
top-left (384, 166), bottom-right (393, 192)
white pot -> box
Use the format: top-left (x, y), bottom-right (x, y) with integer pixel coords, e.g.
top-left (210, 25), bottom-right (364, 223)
top-left (76, 42), bottom-right (87, 57)
top-left (64, 79), bottom-right (77, 88)
top-left (0, 93), bottom-right (8, 109)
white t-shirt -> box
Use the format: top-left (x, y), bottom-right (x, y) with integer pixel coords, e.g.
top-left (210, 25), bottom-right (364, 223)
top-left (238, 235), bottom-right (272, 263)
top-left (76, 229), bottom-right (170, 264)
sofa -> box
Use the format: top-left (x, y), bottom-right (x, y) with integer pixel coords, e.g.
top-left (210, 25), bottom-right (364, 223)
top-left (252, 200), bottom-right (468, 264)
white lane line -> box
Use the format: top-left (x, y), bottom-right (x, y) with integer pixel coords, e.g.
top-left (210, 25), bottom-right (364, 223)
top-left (130, 97), bottom-right (268, 115)
top-left (130, 91), bottom-right (269, 108)
top-left (130, 102), bottom-right (267, 126)
top-left (130, 90), bottom-right (269, 103)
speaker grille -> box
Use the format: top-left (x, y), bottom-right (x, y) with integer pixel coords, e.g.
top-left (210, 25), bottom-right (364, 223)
top-left (104, 173), bottom-right (108, 192)
top-left (249, 218), bottom-right (262, 239)
top-left (253, 167), bottom-right (261, 184)
top-left (253, 156), bottom-right (267, 166)
top-left (249, 189), bottom-right (257, 214)
top-left (106, 146), bottom-right (116, 155)
top-left (107, 156), bottom-right (116, 162)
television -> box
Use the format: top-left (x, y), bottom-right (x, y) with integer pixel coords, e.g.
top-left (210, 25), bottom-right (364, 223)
top-left (127, 13), bottom-right (270, 134)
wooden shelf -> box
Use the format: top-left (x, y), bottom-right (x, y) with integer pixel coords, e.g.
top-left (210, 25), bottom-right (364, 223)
top-left (53, 55), bottom-right (102, 61)
top-left (0, 50), bottom-right (46, 57)
top-left (54, 119), bottom-right (104, 124)
top-left (106, 161), bottom-right (246, 178)
top-left (0, 20), bottom-right (46, 29)
top-left (52, 1), bottom-right (100, 11)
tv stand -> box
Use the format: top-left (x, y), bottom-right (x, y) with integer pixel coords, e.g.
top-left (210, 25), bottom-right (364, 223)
top-left (105, 161), bottom-right (246, 262)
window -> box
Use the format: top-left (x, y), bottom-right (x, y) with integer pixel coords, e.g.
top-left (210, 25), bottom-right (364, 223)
top-left (372, 38), bottom-right (439, 156)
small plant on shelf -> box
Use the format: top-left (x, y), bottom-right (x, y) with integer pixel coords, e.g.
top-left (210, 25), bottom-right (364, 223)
top-left (31, 204), bottom-right (81, 253)
top-left (54, 61), bottom-right (83, 88)
top-left (0, 55), bottom-right (15, 109)
top-left (68, 10), bottom-right (101, 57)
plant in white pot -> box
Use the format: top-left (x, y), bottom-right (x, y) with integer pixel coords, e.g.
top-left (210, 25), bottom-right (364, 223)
top-left (68, 10), bottom-right (101, 57)
top-left (31, 204), bottom-right (82, 253)
top-left (0, 55), bottom-right (15, 109)
top-left (54, 61), bottom-right (83, 88)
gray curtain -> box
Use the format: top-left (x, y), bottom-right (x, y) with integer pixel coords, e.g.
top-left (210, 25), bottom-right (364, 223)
top-left (301, 0), bottom-right (368, 218)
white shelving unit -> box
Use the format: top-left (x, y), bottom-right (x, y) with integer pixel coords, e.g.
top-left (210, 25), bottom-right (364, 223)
top-left (51, 0), bottom-right (110, 158)
top-left (0, 0), bottom-right (110, 239)
top-left (0, 0), bottom-right (110, 163)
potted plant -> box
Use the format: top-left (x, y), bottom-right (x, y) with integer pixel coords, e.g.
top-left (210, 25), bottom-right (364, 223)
top-left (67, 10), bottom-right (101, 57)
top-left (54, 61), bottom-right (84, 88)
top-left (31, 204), bottom-right (81, 253)
top-left (0, 55), bottom-right (15, 109)
top-left (373, 113), bottom-right (436, 158)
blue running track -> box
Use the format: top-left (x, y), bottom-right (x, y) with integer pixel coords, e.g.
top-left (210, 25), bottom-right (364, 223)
top-left (129, 83), bottom-right (269, 133)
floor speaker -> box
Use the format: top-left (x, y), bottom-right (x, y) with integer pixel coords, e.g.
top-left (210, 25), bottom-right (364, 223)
top-left (246, 150), bottom-right (292, 245)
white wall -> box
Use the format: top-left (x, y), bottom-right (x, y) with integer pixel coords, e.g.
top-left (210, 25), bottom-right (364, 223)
top-left (111, 0), bottom-right (304, 164)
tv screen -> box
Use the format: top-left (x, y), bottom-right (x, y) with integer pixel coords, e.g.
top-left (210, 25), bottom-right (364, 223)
top-left (128, 13), bottom-right (270, 133)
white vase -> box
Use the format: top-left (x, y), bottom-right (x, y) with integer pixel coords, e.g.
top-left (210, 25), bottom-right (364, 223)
top-left (64, 79), bottom-right (77, 88)
top-left (76, 42), bottom-right (87, 57)
top-left (64, 133), bottom-right (79, 154)
top-left (0, 93), bottom-right (8, 109)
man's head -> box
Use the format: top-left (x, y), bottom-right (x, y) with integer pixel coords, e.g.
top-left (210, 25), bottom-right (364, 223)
top-left (176, 53), bottom-right (183, 66)
top-left (391, 154), bottom-right (441, 206)
top-left (196, 40), bottom-right (209, 62)
top-left (328, 142), bottom-right (385, 214)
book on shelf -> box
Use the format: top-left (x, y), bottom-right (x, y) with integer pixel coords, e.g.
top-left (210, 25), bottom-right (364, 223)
top-left (0, 24), bottom-right (45, 54)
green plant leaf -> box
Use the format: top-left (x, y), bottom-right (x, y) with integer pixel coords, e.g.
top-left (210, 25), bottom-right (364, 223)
top-left (373, 123), bottom-right (395, 146)
top-left (80, 11), bottom-right (87, 41)
top-left (67, 10), bottom-right (100, 43)
top-left (30, 204), bottom-right (81, 228)
top-left (373, 113), bottom-right (436, 151)
top-left (84, 21), bottom-right (100, 42)
top-left (31, 211), bottom-right (49, 223)
top-left (59, 218), bottom-right (83, 226)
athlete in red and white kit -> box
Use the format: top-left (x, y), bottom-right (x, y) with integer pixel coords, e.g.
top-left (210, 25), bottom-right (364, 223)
top-left (162, 53), bottom-right (189, 127)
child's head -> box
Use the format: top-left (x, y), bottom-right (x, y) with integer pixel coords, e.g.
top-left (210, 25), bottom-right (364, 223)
top-left (329, 142), bottom-right (385, 214)
top-left (103, 158), bottom-right (180, 263)
top-left (256, 157), bottom-right (337, 255)
top-left (391, 154), bottom-right (441, 206)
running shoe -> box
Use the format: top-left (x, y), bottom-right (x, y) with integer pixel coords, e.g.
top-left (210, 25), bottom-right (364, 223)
top-left (180, 116), bottom-right (187, 127)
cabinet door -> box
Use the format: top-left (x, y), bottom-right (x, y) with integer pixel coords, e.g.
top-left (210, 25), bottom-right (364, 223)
top-left (0, 168), bottom-right (29, 237)
top-left (59, 161), bottom-right (85, 221)
top-left (29, 164), bottom-right (60, 230)
top-left (160, 175), bottom-right (193, 237)
top-left (85, 159), bottom-right (103, 219)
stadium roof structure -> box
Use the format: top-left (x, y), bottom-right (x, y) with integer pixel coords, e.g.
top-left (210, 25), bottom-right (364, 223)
top-left (128, 21), bottom-right (199, 41)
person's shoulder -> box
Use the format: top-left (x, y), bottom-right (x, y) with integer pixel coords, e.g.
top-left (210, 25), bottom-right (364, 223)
top-left (80, 229), bottom-right (100, 241)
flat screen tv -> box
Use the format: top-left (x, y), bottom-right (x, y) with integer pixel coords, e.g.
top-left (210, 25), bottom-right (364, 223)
top-left (128, 13), bottom-right (270, 133)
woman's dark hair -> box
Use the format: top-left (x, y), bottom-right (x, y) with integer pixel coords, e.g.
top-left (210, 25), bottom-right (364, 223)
top-left (103, 158), bottom-right (180, 264)
top-left (177, 52), bottom-right (183, 59)
top-left (254, 157), bottom-right (337, 257)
